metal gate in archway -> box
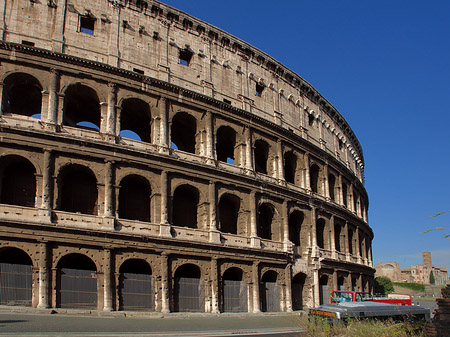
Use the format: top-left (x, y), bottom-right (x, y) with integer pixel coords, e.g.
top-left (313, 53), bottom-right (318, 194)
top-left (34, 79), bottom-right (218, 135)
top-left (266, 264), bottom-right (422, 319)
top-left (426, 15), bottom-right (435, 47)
top-left (223, 280), bottom-right (247, 312)
top-left (174, 277), bottom-right (204, 312)
top-left (119, 272), bottom-right (154, 311)
top-left (0, 263), bottom-right (32, 306)
top-left (60, 268), bottom-right (97, 309)
top-left (261, 281), bottom-right (280, 312)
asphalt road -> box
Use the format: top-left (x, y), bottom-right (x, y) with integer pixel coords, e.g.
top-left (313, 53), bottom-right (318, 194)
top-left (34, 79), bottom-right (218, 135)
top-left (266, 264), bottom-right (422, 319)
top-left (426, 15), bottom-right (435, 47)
top-left (0, 311), bottom-right (305, 337)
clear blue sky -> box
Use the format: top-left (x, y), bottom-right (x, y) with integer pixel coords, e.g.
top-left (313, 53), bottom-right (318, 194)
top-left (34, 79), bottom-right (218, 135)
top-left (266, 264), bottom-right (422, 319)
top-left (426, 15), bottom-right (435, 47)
top-left (161, 1), bottom-right (450, 271)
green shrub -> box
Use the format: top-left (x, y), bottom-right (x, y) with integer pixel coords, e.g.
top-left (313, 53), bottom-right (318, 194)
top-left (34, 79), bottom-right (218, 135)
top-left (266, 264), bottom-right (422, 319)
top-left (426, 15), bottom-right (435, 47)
top-left (393, 282), bottom-right (425, 292)
top-left (374, 276), bottom-right (394, 295)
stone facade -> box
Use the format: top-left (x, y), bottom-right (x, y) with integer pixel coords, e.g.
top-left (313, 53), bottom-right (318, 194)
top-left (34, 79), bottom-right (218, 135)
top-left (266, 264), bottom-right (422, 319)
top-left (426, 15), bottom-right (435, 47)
top-left (0, 0), bottom-right (373, 312)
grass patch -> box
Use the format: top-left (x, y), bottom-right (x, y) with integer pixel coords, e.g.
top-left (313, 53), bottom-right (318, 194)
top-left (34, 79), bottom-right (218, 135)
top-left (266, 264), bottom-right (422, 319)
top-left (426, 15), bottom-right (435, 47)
top-left (393, 282), bottom-right (425, 292)
top-left (301, 315), bottom-right (427, 337)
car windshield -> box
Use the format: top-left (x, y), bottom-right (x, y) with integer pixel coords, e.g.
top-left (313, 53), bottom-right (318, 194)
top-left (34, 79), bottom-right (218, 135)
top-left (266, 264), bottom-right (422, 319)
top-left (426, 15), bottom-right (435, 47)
top-left (356, 293), bottom-right (373, 301)
top-left (332, 292), bottom-right (353, 302)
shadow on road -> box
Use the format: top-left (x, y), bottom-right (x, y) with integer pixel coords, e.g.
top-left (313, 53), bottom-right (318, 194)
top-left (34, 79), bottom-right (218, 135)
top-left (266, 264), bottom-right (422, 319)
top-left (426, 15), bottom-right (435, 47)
top-left (0, 320), bottom-right (27, 327)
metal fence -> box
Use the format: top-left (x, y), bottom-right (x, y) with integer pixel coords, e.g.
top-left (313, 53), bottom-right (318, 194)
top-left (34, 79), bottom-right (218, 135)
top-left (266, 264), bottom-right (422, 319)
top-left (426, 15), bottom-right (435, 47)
top-left (119, 272), bottom-right (154, 311)
top-left (261, 281), bottom-right (280, 312)
top-left (0, 263), bottom-right (32, 306)
top-left (223, 280), bottom-right (248, 312)
top-left (174, 277), bottom-right (204, 312)
top-left (60, 268), bottom-right (97, 309)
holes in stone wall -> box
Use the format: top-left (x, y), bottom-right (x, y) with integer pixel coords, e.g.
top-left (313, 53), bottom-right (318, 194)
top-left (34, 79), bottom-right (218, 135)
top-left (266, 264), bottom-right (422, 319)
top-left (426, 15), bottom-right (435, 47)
top-left (63, 84), bottom-right (100, 131)
top-left (172, 184), bottom-right (199, 228)
top-left (171, 112), bottom-right (197, 153)
top-left (284, 151), bottom-right (297, 184)
top-left (254, 139), bottom-right (269, 174)
top-left (2, 73), bottom-right (42, 118)
top-left (216, 126), bottom-right (236, 164)
top-left (119, 175), bottom-right (151, 222)
top-left (257, 203), bottom-right (274, 240)
top-left (120, 98), bottom-right (152, 142)
top-left (218, 194), bottom-right (239, 234)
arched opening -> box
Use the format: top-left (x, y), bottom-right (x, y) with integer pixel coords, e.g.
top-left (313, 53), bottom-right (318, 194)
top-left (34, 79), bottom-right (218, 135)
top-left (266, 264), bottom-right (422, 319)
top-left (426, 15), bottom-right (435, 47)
top-left (57, 253), bottom-right (97, 309)
top-left (216, 126), bottom-right (236, 164)
top-left (218, 194), bottom-right (239, 234)
top-left (257, 203), bottom-right (274, 240)
top-left (63, 83), bottom-right (100, 131)
top-left (292, 273), bottom-right (306, 310)
top-left (328, 174), bottom-right (336, 201)
top-left (222, 267), bottom-right (247, 312)
top-left (334, 223), bottom-right (342, 252)
top-left (58, 164), bottom-right (98, 215)
top-left (338, 276), bottom-right (346, 291)
top-left (2, 73), bottom-right (42, 118)
top-left (0, 156), bottom-right (36, 207)
top-left (118, 259), bottom-right (154, 311)
top-left (254, 139), bottom-right (269, 174)
top-left (319, 274), bottom-right (329, 305)
top-left (172, 185), bottom-right (199, 228)
top-left (316, 219), bottom-right (326, 249)
top-left (120, 98), bottom-right (152, 142)
top-left (0, 247), bottom-right (33, 306)
top-left (118, 175), bottom-right (151, 222)
top-left (261, 270), bottom-right (280, 312)
top-left (173, 264), bottom-right (204, 312)
top-left (310, 164), bottom-right (320, 193)
top-left (288, 211), bottom-right (304, 246)
top-left (171, 112), bottom-right (196, 153)
top-left (284, 151), bottom-right (297, 184)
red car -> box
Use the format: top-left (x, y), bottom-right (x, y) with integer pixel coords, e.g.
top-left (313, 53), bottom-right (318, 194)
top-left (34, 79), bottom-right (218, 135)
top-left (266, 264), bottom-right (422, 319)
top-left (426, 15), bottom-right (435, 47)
top-left (330, 291), bottom-right (412, 306)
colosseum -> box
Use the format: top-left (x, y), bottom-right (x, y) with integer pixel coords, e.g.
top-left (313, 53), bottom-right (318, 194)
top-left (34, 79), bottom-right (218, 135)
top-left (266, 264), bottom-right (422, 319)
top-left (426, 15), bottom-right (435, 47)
top-left (0, 0), bottom-right (373, 313)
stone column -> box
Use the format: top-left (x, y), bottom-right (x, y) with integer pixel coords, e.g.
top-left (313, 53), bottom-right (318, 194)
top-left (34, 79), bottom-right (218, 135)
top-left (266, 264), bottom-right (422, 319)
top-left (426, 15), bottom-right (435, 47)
top-left (103, 161), bottom-right (115, 230)
top-left (284, 264), bottom-right (292, 312)
top-left (57, 93), bottom-right (65, 125)
top-left (355, 226), bottom-right (361, 263)
top-left (330, 215), bottom-right (336, 259)
top-left (160, 253), bottom-right (170, 313)
top-left (159, 171), bottom-right (171, 237)
top-left (310, 206), bottom-right (317, 251)
top-left (106, 83), bottom-right (117, 137)
top-left (244, 127), bottom-right (253, 171)
top-left (249, 191), bottom-right (259, 247)
top-left (252, 261), bottom-right (260, 313)
top-left (210, 257), bottom-right (219, 313)
top-left (282, 200), bottom-right (291, 251)
top-left (277, 139), bottom-right (284, 181)
top-left (209, 181), bottom-right (220, 243)
top-left (47, 69), bottom-right (60, 125)
top-left (159, 97), bottom-right (169, 152)
top-left (344, 222), bottom-right (350, 261)
top-left (323, 164), bottom-right (329, 199)
top-left (103, 249), bottom-right (113, 311)
top-left (312, 268), bottom-right (320, 307)
top-left (37, 242), bottom-right (50, 308)
top-left (40, 150), bottom-right (53, 220)
top-left (304, 153), bottom-right (310, 190)
top-left (205, 111), bottom-right (215, 164)
top-left (51, 267), bottom-right (57, 308)
top-left (338, 174), bottom-right (344, 205)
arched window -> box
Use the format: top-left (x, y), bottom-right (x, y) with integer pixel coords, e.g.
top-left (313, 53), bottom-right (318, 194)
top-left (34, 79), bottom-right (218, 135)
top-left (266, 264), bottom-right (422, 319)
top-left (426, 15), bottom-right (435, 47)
top-left (218, 194), bottom-right (239, 234)
top-left (118, 259), bottom-right (154, 311)
top-left (216, 126), bottom-right (236, 164)
top-left (310, 164), bottom-right (320, 193)
top-left (57, 253), bottom-right (97, 309)
top-left (0, 156), bottom-right (36, 207)
top-left (284, 151), bottom-right (297, 184)
top-left (171, 112), bottom-right (196, 153)
top-left (254, 139), bottom-right (269, 174)
top-left (261, 271), bottom-right (280, 312)
top-left (119, 175), bottom-right (151, 222)
top-left (58, 165), bottom-right (98, 215)
top-left (172, 184), bottom-right (199, 228)
top-left (2, 73), bottom-right (42, 118)
top-left (222, 267), bottom-right (247, 312)
top-left (257, 203), bottom-right (274, 240)
top-left (174, 264), bottom-right (204, 312)
top-left (63, 84), bottom-right (100, 131)
top-left (120, 98), bottom-right (152, 142)
top-left (288, 211), bottom-right (304, 246)
top-left (316, 218), bottom-right (326, 249)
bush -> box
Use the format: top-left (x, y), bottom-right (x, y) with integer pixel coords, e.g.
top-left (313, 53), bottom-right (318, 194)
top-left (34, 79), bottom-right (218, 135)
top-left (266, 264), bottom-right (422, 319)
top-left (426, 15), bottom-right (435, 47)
top-left (393, 282), bottom-right (425, 292)
top-left (374, 276), bottom-right (394, 295)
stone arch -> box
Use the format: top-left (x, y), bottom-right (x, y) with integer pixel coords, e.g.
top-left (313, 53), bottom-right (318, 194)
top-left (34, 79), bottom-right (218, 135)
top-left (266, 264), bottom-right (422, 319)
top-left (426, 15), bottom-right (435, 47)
top-left (63, 83), bottom-right (100, 131)
top-left (119, 98), bottom-right (152, 142)
top-left (57, 164), bottom-right (98, 215)
top-left (173, 263), bottom-right (204, 312)
top-left (254, 139), bottom-right (269, 174)
top-left (56, 253), bottom-right (98, 309)
top-left (292, 272), bottom-right (306, 310)
top-left (316, 218), bottom-right (329, 250)
top-left (2, 72), bottom-right (42, 118)
top-left (171, 112), bottom-right (197, 153)
top-left (218, 193), bottom-right (240, 234)
top-left (118, 174), bottom-right (151, 222)
top-left (260, 270), bottom-right (280, 312)
top-left (257, 203), bottom-right (275, 240)
top-left (172, 184), bottom-right (199, 228)
top-left (222, 267), bottom-right (247, 312)
top-left (216, 125), bottom-right (237, 164)
top-left (0, 247), bottom-right (33, 306)
top-left (288, 210), bottom-right (304, 246)
top-left (118, 258), bottom-right (154, 311)
top-left (0, 155), bottom-right (36, 207)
